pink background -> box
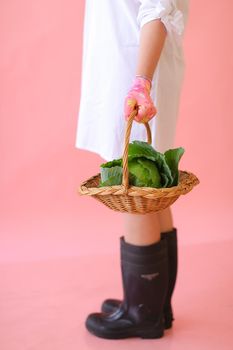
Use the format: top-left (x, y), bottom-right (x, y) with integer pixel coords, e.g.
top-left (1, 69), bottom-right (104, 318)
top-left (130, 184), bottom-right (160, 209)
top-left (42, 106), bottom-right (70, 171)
top-left (1, 1), bottom-right (233, 349)
top-left (1, 0), bottom-right (232, 261)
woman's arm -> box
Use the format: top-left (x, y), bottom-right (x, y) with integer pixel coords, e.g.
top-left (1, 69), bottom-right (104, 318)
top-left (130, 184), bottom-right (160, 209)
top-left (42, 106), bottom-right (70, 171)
top-left (136, 19), bottom-right (167, 81)
top-left (124, 1), bottom-right (184, 123)
top-left (124, 20), bottom-right (167, 123)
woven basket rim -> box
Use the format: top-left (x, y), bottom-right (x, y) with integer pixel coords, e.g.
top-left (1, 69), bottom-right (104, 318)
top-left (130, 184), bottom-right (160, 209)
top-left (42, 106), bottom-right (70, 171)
top-left (78, 170), bottom-right (200, 197)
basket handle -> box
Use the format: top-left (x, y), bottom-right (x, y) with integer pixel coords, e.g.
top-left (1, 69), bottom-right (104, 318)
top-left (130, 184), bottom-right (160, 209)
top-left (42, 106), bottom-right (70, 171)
top-left (122, 109), bottom-right (152, 193)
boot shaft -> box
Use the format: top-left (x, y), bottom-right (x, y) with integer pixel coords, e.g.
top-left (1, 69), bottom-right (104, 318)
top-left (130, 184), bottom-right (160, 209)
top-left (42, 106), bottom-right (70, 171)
top-left (120, 237), bottom-right (169, 324)
top-left (161, 228), bottom-right (177, 303)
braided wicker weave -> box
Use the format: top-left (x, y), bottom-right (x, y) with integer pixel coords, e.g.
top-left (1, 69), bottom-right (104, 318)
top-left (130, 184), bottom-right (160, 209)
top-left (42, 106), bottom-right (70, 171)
top-left (78, 110), bottom-right (200, 214)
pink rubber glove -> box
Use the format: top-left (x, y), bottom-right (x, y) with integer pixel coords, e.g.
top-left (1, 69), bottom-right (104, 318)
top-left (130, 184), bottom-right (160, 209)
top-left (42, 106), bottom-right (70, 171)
top-left (124, 76), bottom-right (157, 123)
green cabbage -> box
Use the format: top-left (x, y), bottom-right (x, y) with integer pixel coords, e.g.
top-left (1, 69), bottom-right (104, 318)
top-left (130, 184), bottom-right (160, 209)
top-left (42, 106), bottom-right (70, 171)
top-left (99, 141), bottom-right (184, 188)
top-left (128, 158), bottom-right (161, 188)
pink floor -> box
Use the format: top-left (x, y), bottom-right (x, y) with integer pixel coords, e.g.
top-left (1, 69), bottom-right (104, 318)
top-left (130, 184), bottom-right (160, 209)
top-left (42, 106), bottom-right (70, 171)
top-left (1, 239), bottom-right (232, 350)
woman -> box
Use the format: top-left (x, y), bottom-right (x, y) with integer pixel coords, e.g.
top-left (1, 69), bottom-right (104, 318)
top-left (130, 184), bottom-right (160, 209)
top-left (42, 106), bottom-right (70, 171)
top-left (75, 0), bottom-right (189, 340)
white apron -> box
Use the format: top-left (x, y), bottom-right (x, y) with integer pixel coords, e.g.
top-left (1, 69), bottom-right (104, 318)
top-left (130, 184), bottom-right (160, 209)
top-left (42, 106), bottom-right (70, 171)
top-left (75, 0), bottom-right (189, 161)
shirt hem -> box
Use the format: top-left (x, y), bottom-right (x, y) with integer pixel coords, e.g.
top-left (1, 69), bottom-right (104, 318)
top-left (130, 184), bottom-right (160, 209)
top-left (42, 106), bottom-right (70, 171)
top-left (75, 142), bottom-right (113, 162)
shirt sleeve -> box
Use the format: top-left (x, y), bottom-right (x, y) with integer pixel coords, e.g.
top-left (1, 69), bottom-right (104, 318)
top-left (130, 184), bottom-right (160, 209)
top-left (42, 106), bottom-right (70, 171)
top-left (137, 0), bottom-right (185, 45)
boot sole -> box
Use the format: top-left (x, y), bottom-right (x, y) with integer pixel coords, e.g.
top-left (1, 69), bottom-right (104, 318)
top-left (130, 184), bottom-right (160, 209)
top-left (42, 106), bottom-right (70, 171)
top-left (86, 323), bottom-right (164, 340)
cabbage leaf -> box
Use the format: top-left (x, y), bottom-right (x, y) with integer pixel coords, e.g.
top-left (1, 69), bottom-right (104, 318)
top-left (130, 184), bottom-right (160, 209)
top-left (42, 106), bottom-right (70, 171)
top-left (98, 141), bottom-right (185, 188)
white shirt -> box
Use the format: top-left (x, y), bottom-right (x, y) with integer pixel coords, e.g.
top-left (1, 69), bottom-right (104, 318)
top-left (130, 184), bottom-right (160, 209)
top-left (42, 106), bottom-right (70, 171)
top-left (75, 0), bottom-right (189, 161)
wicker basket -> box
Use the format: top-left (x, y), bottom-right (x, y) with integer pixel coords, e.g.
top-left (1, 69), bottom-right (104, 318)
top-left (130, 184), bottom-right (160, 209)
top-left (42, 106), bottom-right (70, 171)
top-left (78, 110), bottom-right (200, 214)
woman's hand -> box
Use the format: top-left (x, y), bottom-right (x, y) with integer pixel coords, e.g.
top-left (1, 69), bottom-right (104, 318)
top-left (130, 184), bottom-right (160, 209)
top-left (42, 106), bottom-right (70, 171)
top-left (124, 76), bottom-right (157, 123)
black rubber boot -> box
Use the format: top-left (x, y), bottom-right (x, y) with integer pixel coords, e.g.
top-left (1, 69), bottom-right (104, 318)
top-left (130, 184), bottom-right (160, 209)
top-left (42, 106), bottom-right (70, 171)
top-left (162, 227), bottom-right (178, 328)
top-left (101, 227), bottom-right (178, 330)
top-left (85, 237), bottom-right (169, 339)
